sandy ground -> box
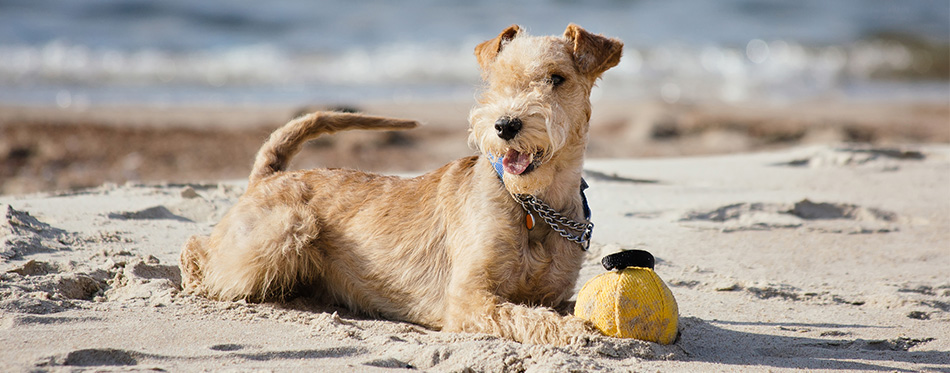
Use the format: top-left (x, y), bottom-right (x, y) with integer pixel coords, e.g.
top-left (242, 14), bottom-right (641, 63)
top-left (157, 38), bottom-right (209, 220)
top-left (0, 122), bottom-right (948, 371)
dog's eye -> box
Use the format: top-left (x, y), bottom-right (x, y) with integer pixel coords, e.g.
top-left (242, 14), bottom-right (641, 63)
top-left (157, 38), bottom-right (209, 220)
top-left (548, 74), bottom-right (566, 87)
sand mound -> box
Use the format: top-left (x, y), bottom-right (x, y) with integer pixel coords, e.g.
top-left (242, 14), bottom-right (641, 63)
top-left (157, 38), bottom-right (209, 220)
top-left (775, 146), bottom-right (927, 168)
top-left (105, 256), bottom-right (181, 306)
top-left (680, 199), bottom-right (902, 233)
top-left (1, 259), bottom-right (109, 314)
top-left (1, 205), bottom-right (75, 260)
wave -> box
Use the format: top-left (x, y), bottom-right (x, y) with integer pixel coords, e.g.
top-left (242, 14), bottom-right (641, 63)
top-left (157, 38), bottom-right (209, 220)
top-left (0, 36), bottom-right (946, 105)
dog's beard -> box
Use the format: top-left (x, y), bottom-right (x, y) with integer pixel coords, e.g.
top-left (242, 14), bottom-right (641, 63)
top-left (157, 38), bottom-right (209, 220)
top-left (468, 97), bottom-right (572, 195)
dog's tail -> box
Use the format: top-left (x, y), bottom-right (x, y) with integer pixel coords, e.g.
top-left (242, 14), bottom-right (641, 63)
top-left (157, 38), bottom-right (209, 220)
top-left (249, 111), bottom-right (420, 184)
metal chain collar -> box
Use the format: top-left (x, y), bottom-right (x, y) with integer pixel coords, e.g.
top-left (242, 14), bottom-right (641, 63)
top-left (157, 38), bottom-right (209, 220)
top-left (514, 193), bottom-right (594, 251)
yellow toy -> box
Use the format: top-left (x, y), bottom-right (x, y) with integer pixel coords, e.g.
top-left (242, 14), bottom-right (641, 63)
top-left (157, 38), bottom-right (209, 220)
top-left (574, 250), bottom-right (679, 344)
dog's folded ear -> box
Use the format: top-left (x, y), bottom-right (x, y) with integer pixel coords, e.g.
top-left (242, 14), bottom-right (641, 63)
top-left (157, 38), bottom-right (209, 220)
top-left (563, 24), bottom-right (623, 78)
top-left (475, 25), bottom-right (521, 72)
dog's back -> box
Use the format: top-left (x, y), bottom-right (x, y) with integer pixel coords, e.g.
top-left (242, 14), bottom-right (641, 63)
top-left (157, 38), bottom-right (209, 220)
top-left (181, 111), bottom-right (488, 327)
top-left (182, 111), bottom-right (427, 302)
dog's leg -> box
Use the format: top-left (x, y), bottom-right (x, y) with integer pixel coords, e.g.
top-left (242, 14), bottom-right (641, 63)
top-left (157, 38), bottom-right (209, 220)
top-left (444, 293), bottom-right (596, 345)
top-left (196, 201), bottom-right (327, 301)
top-left (179, 235), bottom-right (209, 294)
top-left (442, 266), bottom-right (597, 345)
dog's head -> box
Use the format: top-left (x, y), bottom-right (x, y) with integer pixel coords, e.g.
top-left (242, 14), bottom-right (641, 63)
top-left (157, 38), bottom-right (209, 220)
top-left (469, 24), bottom-right (623, 195)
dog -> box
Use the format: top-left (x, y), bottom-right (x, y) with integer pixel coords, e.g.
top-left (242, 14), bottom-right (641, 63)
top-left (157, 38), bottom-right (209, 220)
top-left (179, 24), bottom-right (623, 345)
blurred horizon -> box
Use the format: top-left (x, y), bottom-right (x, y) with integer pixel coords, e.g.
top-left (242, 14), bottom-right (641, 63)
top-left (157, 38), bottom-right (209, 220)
top-left (1, 0), bottom-right (947, 107)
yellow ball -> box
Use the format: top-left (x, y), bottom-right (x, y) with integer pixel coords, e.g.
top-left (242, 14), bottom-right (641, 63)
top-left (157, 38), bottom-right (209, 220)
top-left (574, 266), bottom-right (679, 344)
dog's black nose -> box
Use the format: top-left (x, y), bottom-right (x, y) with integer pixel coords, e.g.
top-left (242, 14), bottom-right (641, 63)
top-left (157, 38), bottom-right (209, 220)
top-left (494, 117), bottom-right (522, 141)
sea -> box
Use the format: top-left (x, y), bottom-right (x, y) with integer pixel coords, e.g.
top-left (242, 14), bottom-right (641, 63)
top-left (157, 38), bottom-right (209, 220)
top-left (0, 0), bottom-right (947, 107)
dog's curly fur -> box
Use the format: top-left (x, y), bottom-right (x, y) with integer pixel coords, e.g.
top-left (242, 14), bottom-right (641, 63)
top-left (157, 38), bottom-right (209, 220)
top-left (179, 24), bottom-right (622, 345)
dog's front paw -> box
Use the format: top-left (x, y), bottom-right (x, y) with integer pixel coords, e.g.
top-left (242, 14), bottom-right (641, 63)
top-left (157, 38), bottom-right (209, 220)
top-left (522, 314), bottom-right (600, 346)
top-left (559, 315), bottom-right (601, 344)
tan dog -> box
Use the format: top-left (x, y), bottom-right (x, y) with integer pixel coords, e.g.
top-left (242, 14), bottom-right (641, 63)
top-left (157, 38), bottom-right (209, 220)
top-left (179, 24), bottom-right (622, 345)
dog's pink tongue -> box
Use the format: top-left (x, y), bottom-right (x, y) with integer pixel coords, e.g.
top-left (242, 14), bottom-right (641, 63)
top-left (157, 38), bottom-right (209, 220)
top-left (502, 149), bottom-right (531, 175)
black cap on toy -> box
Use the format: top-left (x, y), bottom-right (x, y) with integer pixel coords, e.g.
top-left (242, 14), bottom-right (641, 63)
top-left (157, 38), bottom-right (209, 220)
top-left (601, 250), bottom-right (655, 271)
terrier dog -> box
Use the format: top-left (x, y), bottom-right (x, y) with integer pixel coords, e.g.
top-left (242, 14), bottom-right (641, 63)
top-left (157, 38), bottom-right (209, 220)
top-left (179, 24), bottom-right (623, 345)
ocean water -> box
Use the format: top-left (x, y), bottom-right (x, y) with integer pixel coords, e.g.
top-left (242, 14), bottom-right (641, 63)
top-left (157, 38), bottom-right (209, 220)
top-left (0, 0), bottom-right (947, 107)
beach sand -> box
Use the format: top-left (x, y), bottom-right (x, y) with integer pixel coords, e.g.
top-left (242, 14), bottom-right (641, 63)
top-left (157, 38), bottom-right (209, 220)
top-left (0, 101), bottom-right (948, 371)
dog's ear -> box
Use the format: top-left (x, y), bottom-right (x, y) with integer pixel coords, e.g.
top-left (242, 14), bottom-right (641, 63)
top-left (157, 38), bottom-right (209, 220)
top-left (564, 24), bottom-right (623, 77)
top-left (475, 25), bottom-right (520, 72)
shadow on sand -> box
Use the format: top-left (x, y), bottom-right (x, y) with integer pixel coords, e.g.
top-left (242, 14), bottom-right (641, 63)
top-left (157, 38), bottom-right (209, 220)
top-left (677, 317), bottom-right (949, 371)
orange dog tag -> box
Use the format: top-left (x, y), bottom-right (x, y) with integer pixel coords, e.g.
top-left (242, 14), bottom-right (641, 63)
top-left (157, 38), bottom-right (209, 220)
top-left (525, 213), bottom-right (535, 230)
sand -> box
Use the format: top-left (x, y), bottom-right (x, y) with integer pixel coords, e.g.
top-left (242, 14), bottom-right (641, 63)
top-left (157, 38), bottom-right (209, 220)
top-left (0, 129), bottom-right (947, 371)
